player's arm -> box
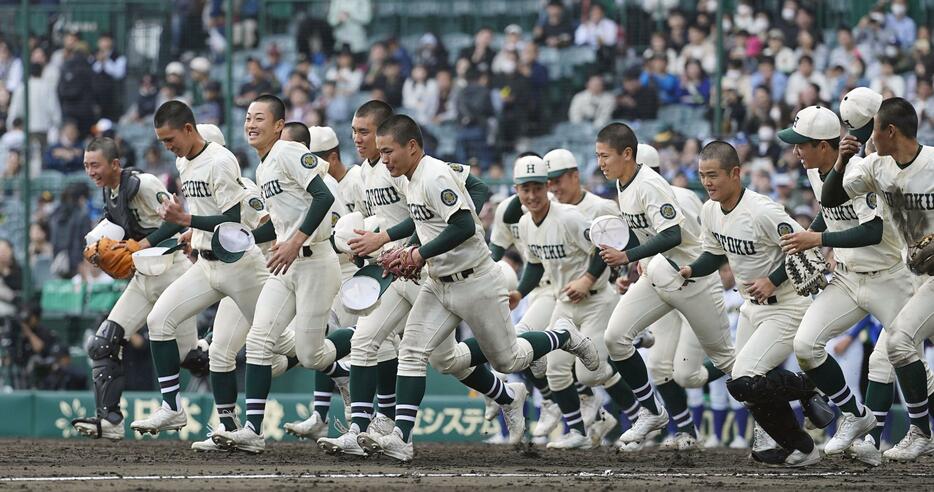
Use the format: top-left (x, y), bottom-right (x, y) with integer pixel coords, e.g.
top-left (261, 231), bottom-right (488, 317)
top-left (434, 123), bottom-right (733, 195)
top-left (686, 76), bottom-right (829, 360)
top-left (820, 135), bottom-right (862, 207)
top-left (146, 201), bottom-right (241, 247)
top-left (464, 174), bottom-right (492, 213)
top-left (490, 243), bottom-right (507, 262)
top-left (252, 220), bottom-right (277, 244)
top-left (416, 209), bottom-right (475, 260)
top-left (502, 195), bottom-right (522, 224)
top-left (600, 224), bottom-right (680, 266)
top-left (601, 183), bottom-right (684, 266)
top-left (511, 233), bottom-right (543, 308)
top-left (684, 252), bottom-right (727, 278)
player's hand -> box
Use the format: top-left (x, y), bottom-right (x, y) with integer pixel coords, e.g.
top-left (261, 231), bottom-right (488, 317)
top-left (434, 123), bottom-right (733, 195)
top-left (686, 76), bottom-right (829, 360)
top-left (267, 236), bottom-right (303, 275)
top-left (599, 245), bottom-right (629, 266)
top-left (743, 277), bottom-right (776, 304)
top-left (614, 275), bottom-right (631, 294)
top-left (832, 334), bottom-right (854, 355)
top-left (562, 276), bottom-right (594, 304)
top-left (159, 195), bottom-right (191, 226)
top-left (349, 229), bottom-right (390, 257)
top-left (679, 265), bottom-right (692, 279)
top-left (780, 231), bottom-right (822, 255)
top-left (508, 290), bottom-right (522, 310)
top-left (836, 135), bottom-right (860, 169)
top-left (178, 229), bottom-right (193, 255)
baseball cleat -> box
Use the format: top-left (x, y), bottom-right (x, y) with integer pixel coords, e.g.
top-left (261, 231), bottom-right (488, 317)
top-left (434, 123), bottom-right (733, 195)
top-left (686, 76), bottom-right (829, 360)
top-left (588, 408), bottom-right (617, 447)
top-left (501, 382), bottom-right (529, 445)
top-left (192, 424), bottom-right (237, 452)
top-left (579, 393), bottom-right (601, 428)
top-left (284, 412), bottom-right (329, 440)
top-left (333, 375), bottom-right (352, 424)
top-left (618, 405), bottom-right (668, 444)
top-left (845, 435), bottom-right (882, 467)
top-left (555, 320), bottom-right (600, 371)
top-left (883, 425), bottom-right (931, 461)
top-left (529, 356), bottom-right (547, 379)
top-left (824, 410), bottom-right (876, 455)
top-left (318, 428), bottom-right (367, 456)
top-left (751, 424), bottom-right (779, 453)
top-left (782, 445), bottom-right (822, 467)
top-left (546, 428), bottom-right (593, 449)
top-left (369, 413), bottom-right (396, 437)
top-left (211, 426), bottom-right (266, 454)
top-left (72, 417), bottom-right (125, 440)
top-left (615, 429), bottom-right (658, 453)
top-left (358, 427), bottom-right (413, 462)
top-left (728, 435), bottom-right (749, 449)
top-left (533, 400), bottom-right (562, 437)
top-left (130, 405), bottom-right (187, 435)
top-left (483, 395), bottom-right (500, 421)
top-left (703, 433), bottom-right (721, 449)
top-left (660, 432), bottom-right (700, 451)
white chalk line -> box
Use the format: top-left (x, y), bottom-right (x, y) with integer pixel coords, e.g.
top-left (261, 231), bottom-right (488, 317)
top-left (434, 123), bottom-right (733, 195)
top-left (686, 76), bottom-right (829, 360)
top-left (3, 470), bottom-right (932, 482)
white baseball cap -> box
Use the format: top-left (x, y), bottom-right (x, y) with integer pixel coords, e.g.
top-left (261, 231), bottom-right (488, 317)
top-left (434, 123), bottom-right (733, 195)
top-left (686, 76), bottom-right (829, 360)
top-left (544, 148), bottom-right (577, 178)
top-left (307, 126), bottom-right (339, 153)
top-left (189, 56), bottom-right (211, 73)
top-left (197, 124), bottom-right (226, 146)
top-left (778, 105), bottom-right (841, 144)
top-left (165, 61), bottom-right (185, 77)
top-left (637, 143), bottom-right (660, 170)
top-left (513, 155), bottom-right (548, 184)
top-left (840, 87), bottom-right (883, 143)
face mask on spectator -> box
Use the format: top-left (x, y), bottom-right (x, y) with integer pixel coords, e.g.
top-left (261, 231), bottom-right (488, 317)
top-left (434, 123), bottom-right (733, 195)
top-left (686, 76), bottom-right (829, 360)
top-left (782, 7), bottom-right (795, 21)
top-left (723, 19), bottom-right (733, 31)
top-left (892, 3), bottom-right (907, 16)
top-left (753, 17), bottom-right (769, 33)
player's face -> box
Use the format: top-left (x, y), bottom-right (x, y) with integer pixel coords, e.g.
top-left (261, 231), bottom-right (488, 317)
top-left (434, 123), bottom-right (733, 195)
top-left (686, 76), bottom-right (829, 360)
top-left (245, 101), bottom-right (284, 151)
top-left (377, 134), bottom-right (412, 177)
top-left (547, 170), bottom-right (578, 204)
top-left (352, 115), bottom-right (379, 161)
top-left (698, 159), bottom-right (739, 203)
top-left (515, 181), bottom-right (549, 214)
top-left (83, 149), bottom-right (119, 187)
top-left (793, 142), bottom-right (819, 169)
top-left (596, 141), bottom-right (628, 180)
top-left (155, 123), bottom-right (196, 158)
top-left (871, 119), bottom-right (895, 156)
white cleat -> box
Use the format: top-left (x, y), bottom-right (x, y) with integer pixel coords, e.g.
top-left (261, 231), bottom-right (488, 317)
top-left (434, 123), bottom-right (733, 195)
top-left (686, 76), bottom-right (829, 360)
top-left (588, 409), bottom-right (617, 447)
top-left (703, 433), bottom-right (721, 449)
top-left (73, 418), bottom-right (125, 440)
top-left (616, 430), bottom-right (658, 453)
top-left (555, 320), bottom-right (600, 371)
top-left (845, 434), bottom-right (882, 467)
top-left (546, 428), bottom-right (593, 449)
top-left (358, 427), bottom-right (413, 462)
top-left (883, 425), bottom-right (931, 462)
top-left (618, 406), bottom-right (668, 444)
top-left (782, 445), bottom-right (822, 467)
top-left (211, 426), bottom-right (266, 454)
top-left (333, 376), bottom-right (352, 424)
top-left (483, 395), bottom-right (500, 421)
top-left (192, 422), bottom-right (238, 452)
top-left (130, 404), bottom-right (187, 435)
top-left (533, 400), bottom-right (562, 438)
top-left (369, 413), bottom-right (395, 437)
top-left (729, 434), bottom-right (749, 449)
top-left (752, 423), bottom-right (779, 453)
top-left (317, 427), bottom-right (367, 456)
top-left (501, 382), bottom-right (529, 445)
top-left (284, 412), bottom-right (329, 440)
top-left (660, 432), bottom-right (700, 451)
top-left (824, 410), bottom-right (877, 455)
top-left (579, 394), bottom-right (601, 428)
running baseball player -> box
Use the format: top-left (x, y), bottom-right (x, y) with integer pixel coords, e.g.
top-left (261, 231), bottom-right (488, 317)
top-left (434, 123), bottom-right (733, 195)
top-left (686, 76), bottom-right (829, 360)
top-left (820, 96), bottom-right (934, 461)
top-left (72, 137), bottom-right (206, 440)
top-left (358, 115), bottom-right (598, 462)
top-left (681, 140), bottom-right (824, 467)
top-left (594, 123), bottom-right (735, 451)
top-left (211, 95), bottom-right (353, 453)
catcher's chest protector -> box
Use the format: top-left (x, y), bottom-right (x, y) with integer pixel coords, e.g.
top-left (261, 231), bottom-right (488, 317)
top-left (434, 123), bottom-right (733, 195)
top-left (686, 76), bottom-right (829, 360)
top-left (103, 169), bottom-right (158, 241)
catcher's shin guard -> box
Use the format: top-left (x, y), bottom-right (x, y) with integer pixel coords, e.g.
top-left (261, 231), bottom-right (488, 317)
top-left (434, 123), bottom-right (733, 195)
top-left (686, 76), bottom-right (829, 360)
top-left (87, 320), bottom-right (127, 421)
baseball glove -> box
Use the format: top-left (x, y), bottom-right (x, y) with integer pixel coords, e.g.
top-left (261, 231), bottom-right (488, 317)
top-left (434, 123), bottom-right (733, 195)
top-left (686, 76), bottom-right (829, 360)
top-left (908, 233), bottom-right (934, 275)
top-left (785, 248), bottom-right (829, 297)
top-left (377, 245), bottom-right (422, 281)
top-left (84, 237), bottom-right (141, 279)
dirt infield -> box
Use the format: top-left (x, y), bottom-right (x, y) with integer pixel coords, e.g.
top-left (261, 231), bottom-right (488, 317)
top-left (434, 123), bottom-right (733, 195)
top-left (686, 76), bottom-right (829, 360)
top-left (1, 438), bottom-right (931, 490)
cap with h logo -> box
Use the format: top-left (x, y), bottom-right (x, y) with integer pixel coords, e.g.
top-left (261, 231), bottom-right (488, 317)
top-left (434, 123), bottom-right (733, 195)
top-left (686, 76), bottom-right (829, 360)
top-left (778, 105), bottom-right (842, 145)
top-left (544, 148), bottom-right (578, 178)
top-left (513, 155), bottom-right (548, 184)
top-left (840, 87), bottom-right (883, 143)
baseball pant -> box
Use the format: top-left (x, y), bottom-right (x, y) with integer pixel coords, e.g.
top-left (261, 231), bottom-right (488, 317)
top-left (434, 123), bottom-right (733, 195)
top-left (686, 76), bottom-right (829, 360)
top-left (211, 297), bottom-right (297, 376)
top-left (646, 311), bottom-right (708, 388)
top-left (546, 287), bottom-right (619, 390)
top-left (514, 283), bottom-right (557, 334)
top-left (398, 261), bottom-right (535, 378)
top-left (887, 275), bottom-right (934, 369)
top-left (605, 273), bottom-right (734, 376)
top-left (246, 242), bottom-right (340, 370)
top-left (733, 288), bottom-right (810, 378)
top-left (349, 277), bottom-right (420, 367)
top-left (109, 253), bottom-right (197, 357)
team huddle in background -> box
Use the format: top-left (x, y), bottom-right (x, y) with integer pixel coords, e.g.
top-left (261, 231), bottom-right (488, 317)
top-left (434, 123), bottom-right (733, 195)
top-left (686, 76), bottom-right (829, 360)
top-left (71, 83), bottom-right (934, 467)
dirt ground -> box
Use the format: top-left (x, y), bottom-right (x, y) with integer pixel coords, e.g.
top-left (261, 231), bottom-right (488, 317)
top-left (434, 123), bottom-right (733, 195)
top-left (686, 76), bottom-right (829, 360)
top-left (0, 438), bottom-right (931, 490)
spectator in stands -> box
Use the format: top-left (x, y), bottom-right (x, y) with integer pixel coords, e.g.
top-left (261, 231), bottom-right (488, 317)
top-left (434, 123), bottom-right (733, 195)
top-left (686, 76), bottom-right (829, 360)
top-left (748, 56), bottom-right (788, 107)
top-left (91, 33), bottom-right (126, 121)
top-left (776, 0), bottom-right (800, 42)
top-left (121, 73), bottom-right (159, 123)
top-left (48, 182), bottom-right (91, 279)
top-left (0, 237), bottom-right (19, 318)
top-left (188, 57), bottom-right (212, 106)
top-left (763, 29), bottom-right (796, 75)
top-left (235, 57), bottom-right (276, 108)
top-left (677, 25), bottom-right (716, 75)
top-left (828, 28), bottom-right (861, 77)
top-left (458, 27), bottom-right (496, 74)
top-left (314, 80), bottom-right (351, 123)
top-left (641, 53), bottom-right (680, 105)
top-left (856, 9), bottom-right (895, 75)
top-left (455, 68), bottom-right (494, 167)
top-left (667, 10), bottom-right (689, 51)
top-left (0, 39), bottom-right (23, 93)
top-left (44, 121), bottom-right (84, 174)
top-left (328, 0), bottom-right (372, 56)
top-left (568, 74), bottom-right (614, 128)
top-left (534, 0), bottom-right (575, 49)
top-left (0, 85), bottom-right (9, 136)
top-left (518, 43), bottom-right (548, 134)
top-left (57, 39), bottom-right (95, 139)
top-left (326, 47), bottom-right (364, 97)
top-left (794, 30), bottom-right (827, 72)
top-left (614, 67), bottom-right (659, 121)
top-left (743, 86), bottom-right (778, 135)
top-left (493, 50), bottom-right (533, 152)
top-left (886, 0), bottom-right (916, 48)
top-left (753, 123), bottom-right (781, 163)
top-left (193, 80), bottom-right (223, 125)
top-left (2, 148), bottom-right (21, 178)
top-left (362, 42), bottom-right (389, 91)
top-left (7, 47), bottom-right (60, 155)
top-left (870, 58), bottom-right (906, 98)
top-left (644, 32), bottom-right (679, 72)
top-left (141, 143), bottom-right (169, 177)
top-left (372, 59), bottom-right (405, 108)
top-left (414, 33), bottom-right (449, 77)
top-left (264, 43), bottom-right (293, 90)
top-left (677, 59), bottom-right (711, 107)
top-left (286, 84), bottom-right (317, 124)
top-left (403, 64), bottom-right (439, 126)
top-left (784, 54), bottom-right (829, 106)
top-left (385, 37), bottom-right (413, 78)
top-left (574, 2), bottom-right (617, 71)
top-left (296, 12), bottom-right (335, 65)
top-left (433, 68), bottom-right (458, 124)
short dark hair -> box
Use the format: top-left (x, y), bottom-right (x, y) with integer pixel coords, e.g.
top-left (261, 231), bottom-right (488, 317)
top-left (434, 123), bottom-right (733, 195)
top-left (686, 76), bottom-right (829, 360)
top-left (877, 97), bottom-right (918, 139)
top-left (806, 137), bottom-right (841, 150)
top-left (799, 54), bottom-right (814, 66)
top-left (596, 122), bottom-right (638, 158)
top-left (253, 93), bottom-right (286, 121)
top-left (699, 140), bottom-right (741, 171)
top-left (376, 114), bottom-right (423, 149)
top-left (85, 137), bottom-right (121, 163)
top-left (354, 100), bottom-right (394, 126)
top-left (517, 151), bottom-right (542, 159)
top-left (283, 122), bottom-right (311, 147)
top-left (153, 100), bottom-right (196, 129)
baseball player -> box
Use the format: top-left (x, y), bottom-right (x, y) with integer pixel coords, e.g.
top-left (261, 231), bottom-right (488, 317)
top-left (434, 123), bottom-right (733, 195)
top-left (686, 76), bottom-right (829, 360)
top-left (820, 96), bottom-right (934, 461)
top-left (594, 123), bottom-right (735, 450)
top-left (71, 137), bottom-right (205, 440)
top-left (211, 95), bottom-right (353, 453)
top-left (358, 115), bottom-right (598, 462)
top-left (681, 140), bottom-right (823, 467)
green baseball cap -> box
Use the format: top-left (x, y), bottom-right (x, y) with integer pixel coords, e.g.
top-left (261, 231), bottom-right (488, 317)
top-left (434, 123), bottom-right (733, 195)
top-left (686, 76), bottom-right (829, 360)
top-left (778, 105), bottom-right (842, 144)
top-left (340, 264), bottom-right (396, 316)
top-left (544, 148), bottom-right (578, 179)
top-left (211, 222), bottom-right (256, 263)
top-left (513, 155), bottom-right (548, 184)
